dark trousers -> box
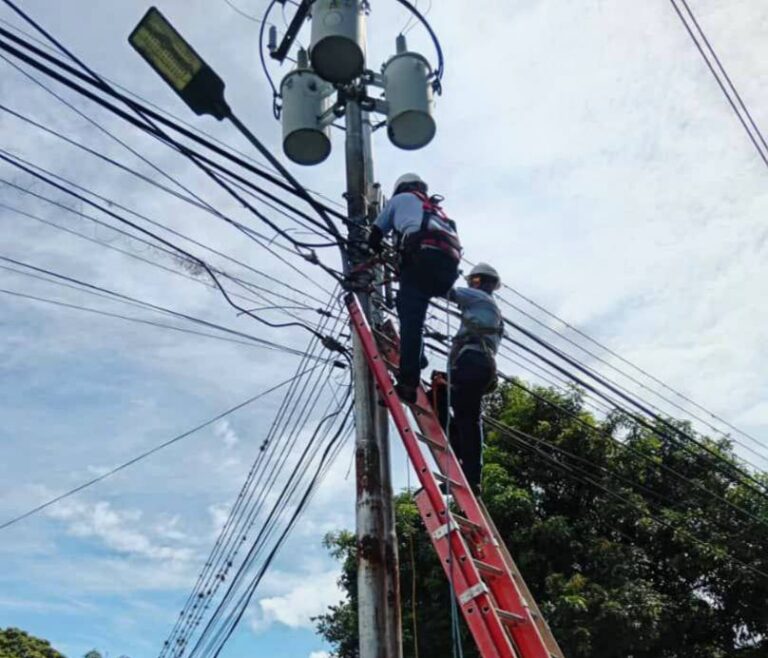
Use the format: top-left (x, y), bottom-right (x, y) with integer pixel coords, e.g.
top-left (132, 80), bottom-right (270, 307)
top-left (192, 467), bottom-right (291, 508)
top-left (396, 249), bottom-right (458, 387)
top-left (449, 350), bottom-right (496, 491)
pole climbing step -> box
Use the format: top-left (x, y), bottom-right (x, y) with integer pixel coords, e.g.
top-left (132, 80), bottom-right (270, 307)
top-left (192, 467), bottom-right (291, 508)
top-left (346, 293), bottom-right (565, 658)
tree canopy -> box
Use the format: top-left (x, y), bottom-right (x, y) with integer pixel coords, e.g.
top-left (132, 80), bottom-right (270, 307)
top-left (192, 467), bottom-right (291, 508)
top-left (0, 629), bottom-right (66, 658)
top-left (315, 381), bottom-right (768, 658)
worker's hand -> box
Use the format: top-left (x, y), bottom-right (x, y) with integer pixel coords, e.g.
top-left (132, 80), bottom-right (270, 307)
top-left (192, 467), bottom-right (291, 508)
top-left (368, 225), bottom-right (384, 254)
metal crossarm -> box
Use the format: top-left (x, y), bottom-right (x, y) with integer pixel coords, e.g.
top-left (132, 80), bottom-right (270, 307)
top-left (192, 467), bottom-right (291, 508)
top-left (346, 293), bottom-right (565, 658)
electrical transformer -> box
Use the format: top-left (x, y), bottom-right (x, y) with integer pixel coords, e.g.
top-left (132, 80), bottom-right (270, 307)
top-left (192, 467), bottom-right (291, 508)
top-left (310, 0), bottom-right (367, 84)
top-left (280, 52), bottom-right (334, 165)
top-left (383, 37), bottom-right (436, 150)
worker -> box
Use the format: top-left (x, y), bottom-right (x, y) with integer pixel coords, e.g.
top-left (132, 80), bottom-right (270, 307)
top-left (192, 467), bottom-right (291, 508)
top-left (445, 262), bottom-right (504, 494)
top-left (369, 173), bottom-right (461, 402)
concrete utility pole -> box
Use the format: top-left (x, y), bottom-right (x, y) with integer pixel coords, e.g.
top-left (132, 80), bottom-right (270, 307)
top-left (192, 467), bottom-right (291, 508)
top-left (344, 95), bottom-right (400, 658)
top-left (268, 3), bottom-right (439, 655)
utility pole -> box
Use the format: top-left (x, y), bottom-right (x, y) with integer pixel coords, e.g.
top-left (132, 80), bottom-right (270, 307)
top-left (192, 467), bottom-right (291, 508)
top-left (344, 94), bottom-right (395, 658)
top-left (265, 3), bottom-right (439, 656)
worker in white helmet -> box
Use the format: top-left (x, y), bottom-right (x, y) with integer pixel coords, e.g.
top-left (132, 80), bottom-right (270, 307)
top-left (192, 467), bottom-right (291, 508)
top-left (369, 173), bottom-right (461, 402)
top-left (445, 262), bottom-right (504, 494)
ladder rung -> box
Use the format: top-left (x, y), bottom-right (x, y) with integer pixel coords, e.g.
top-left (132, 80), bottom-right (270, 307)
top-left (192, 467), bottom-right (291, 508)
top-left (495, 608), bottom-right (527, 626)
top-left (453, 514), bottom-right (483, 535)
top-left (405, 399), bottom-right (434, 416)
top-left (415, 431), bottom-right (446, 451)
top-left (434, 472), bottom-right (464, 489)
top-left (473, 559), bottom-right (504, 578)
top-left (372, 327), bottom-right (397, 346)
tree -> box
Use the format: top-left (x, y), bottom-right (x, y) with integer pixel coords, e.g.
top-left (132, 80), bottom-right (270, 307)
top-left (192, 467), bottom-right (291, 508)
top-left (0, 628), bottom-right (66, 658)
top-left (315, 381), bottom-right (768, 658)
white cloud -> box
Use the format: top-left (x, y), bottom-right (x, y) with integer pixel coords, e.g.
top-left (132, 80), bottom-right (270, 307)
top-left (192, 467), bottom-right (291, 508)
top-left (251, 569), bottom-right (343, 632)
top-left (47, 499), bottom-right (194, 563)
top-left (309, 652), bottom-right (331, 658)
top-left (215, 419), bottom-right (240, 448)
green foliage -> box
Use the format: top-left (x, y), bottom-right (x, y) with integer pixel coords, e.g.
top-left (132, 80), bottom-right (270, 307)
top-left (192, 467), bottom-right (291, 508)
top-left (0, 628), bottom-right (66, 658)
top-left (315, 381), bottom-right (768, 658)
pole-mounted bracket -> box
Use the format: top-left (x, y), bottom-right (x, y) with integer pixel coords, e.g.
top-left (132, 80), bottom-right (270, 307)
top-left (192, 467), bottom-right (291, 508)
top-left (269, 0), bottom-right (312, 63)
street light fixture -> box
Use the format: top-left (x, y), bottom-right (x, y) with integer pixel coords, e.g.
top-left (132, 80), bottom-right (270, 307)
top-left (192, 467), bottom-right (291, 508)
top-left (129, 6), bottom-right (230, 120)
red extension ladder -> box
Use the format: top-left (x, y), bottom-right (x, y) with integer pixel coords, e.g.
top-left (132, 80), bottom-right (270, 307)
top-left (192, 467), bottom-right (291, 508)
top-left (346, 293), bottom-right (565, 658)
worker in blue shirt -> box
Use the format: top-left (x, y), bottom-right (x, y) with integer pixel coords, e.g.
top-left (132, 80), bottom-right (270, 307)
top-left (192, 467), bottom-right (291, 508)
top-left (446, 263), bottom-right (504, 493)
top-left (369, 173), bottom-right (461, 402)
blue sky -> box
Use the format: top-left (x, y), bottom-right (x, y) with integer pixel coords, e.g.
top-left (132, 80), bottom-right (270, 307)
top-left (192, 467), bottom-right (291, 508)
top-left (2, 1), bottom-right (768, 658)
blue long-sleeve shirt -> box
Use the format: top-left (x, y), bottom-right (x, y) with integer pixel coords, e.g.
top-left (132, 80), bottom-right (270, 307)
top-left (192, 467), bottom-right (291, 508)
top-left (448, 287), bottom-right (504, 361)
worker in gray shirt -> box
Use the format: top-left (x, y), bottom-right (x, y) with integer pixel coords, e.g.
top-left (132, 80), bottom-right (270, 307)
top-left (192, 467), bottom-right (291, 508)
top-left (369, 173), bottom-right (461, 402)
top-left (446, 263), bottom-right (504, 493)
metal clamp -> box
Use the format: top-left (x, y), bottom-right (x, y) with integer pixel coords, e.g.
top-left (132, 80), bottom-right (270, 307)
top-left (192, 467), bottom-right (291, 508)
top-left (459, 582), bottom-right (489, 605)
top-left (432, 519), bottom-right (458, 541)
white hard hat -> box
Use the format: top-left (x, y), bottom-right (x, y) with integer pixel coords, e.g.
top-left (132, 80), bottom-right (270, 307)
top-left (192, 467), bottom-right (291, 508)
top-left (393, 172), bottom-right (427, 195)
top-left (467, 263), bottom-right (502, 289)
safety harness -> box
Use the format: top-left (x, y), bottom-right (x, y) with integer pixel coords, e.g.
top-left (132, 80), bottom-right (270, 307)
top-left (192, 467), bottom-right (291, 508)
top-left (401, 191), bottom-right (462, 264)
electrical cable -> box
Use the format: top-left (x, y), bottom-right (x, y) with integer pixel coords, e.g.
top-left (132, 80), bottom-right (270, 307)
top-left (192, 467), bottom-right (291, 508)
top-left (0, 25), bottom-right (349, 234)
top-left (0, 100), bottom-right (338, 245)
top-left (0, 13), bottom-right (344, 211)
top-left (668, 0), bottom-right (768, 168)
top-left (0, 151), bottom-right (341, 340)
top-left (0, 172), bottom-right (332, 309)
top-left (0, 368), bottom-right (320, 532)
top-left (478, 271), bottom-right (768, 463)
top-left (485, 416), bottom-right (768, 583)
top-left (0, 201), bottom-right (329, 324)
top-left (0, 0), bottom-right (345, 257)
top-left (0, 257), bottom-right (340, 361)
top-left (159, 305), bottom-right (347, 656)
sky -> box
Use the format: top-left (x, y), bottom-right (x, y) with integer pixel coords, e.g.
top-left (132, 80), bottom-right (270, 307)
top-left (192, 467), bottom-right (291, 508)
top-left (1, 1), bottom-right (768, 657)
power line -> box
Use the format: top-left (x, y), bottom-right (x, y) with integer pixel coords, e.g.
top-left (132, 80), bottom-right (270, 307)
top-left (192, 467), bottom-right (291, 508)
top-left (0, 23), bottom-right (349, 236)
top-left (0, 171), bottom-right (333, 309)
top-left (485, 415), bottom-right (768, 584)
top-left (0, 255), bottom-right (345, 358)
top-left (0, 151), bottom-right (341, 339)
top-left (0, 368), bottom-right (321, 532)
top-left (668, 0), bottom-right (768, 168)
top-left (159, 305), bottom-right (347, 656)
top-left (0, 15), bottom-right (344, 211)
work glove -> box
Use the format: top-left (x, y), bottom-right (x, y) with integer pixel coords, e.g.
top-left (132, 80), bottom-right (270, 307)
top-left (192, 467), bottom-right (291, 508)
top-left (368, 225), bottom-right (384, 254)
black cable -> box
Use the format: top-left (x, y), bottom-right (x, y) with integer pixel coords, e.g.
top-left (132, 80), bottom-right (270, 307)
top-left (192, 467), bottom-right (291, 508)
top-left (159, 306), bottom-right (345, 656)
top-left (0, 25), bottom-right (349, 232)
top-left (485, 416), bottom-right (768, 583)
top-left (425, 292), bottom-right (768, 496)
top-left (200, 401), bottom-right (354, 658)
top-left (668, 0), bottom-right (768, 168)
top-left (0, 15), bottom-right (345, 211)
top-left (172, 325), bottom-right (346, 656)
top-left (0, 0), bottom-right (344, 255)
top-left (0, 172), bottom-right (332, 308)
top-left (393, 0), bottom-right (444, 91)
top-left (491, 371), bottom-right (768, 533)
top-left (0, 257), bottom-right (338, 360)
top-left (0, 151), bottom-right (337, 339)
top-left (418, 316), bottom-right (768, 532)
top-left (485, 272), bottom-right (768, 460)
top-left (0, 200), bottom-right (328, 323)
top-left (0, 287), bottom-right (326, 360)
top-left (0, 369), bottom-right (320, 532)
